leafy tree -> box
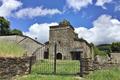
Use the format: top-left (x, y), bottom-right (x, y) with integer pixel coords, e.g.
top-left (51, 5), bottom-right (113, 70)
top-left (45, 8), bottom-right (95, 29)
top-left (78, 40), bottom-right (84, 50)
top-left (59, 19), bottom-right (75, 30)
top-left (97, 44), bottom-right (111, 57)
top-left (0, 17), bottom-right (10, 35)
top-left (59, 19), bottom-right (71, 26)
top-left (0, 17), bottom-right (23, 36)
top-left (10, 29), bottom-right (23, 35)
top-left (111, 42), bottom-right (120, 52)
top-left (93, 46), bottom-right (107, 57)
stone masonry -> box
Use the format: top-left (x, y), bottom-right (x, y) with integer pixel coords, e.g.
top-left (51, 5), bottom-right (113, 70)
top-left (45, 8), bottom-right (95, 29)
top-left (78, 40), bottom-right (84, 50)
top-left (48, 20), bottom-right (94, 60)
top-left (0, 56), bottom-right (35, 79)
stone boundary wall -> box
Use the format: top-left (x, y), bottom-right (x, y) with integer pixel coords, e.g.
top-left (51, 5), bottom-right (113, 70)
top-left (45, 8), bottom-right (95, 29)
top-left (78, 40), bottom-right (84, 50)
top-left (0, 56), bottom-right (36, 79)
top-left (93, 61), bottom-right (120, 70)
top-left (93, 55), bottom-right (120, 70)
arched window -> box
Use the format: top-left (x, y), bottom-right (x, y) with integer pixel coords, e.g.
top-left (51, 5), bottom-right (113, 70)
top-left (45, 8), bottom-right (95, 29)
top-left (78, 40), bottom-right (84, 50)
top-left (57, 53), bottom-right (62, 60)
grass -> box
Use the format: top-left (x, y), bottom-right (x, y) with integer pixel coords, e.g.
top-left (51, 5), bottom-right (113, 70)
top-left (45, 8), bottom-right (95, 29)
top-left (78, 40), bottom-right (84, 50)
top-left (15, 59), bottom-right (120, 80)
top-left (86, 67), bottom-right (120, 80)
top-left (0, 40), bottom-right (25, 57)
top-left (32, 60), bottom-right (80, 74)
top-left (15, 74), bottom-right (80, 80)
top-left (15, 60), bottom-right (81, 80)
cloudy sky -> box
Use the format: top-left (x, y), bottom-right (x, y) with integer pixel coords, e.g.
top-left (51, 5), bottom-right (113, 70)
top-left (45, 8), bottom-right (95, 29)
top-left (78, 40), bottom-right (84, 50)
top-left (0, 0), bottom-right (120, 45)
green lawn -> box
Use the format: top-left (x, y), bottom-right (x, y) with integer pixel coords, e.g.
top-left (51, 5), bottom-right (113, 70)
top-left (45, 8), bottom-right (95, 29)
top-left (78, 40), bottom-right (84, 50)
top-left (0, 40), bottom-right (25, 57)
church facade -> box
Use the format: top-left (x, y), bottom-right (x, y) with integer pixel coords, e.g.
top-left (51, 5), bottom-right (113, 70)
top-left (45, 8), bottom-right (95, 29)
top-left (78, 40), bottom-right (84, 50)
top-left (0, 20), bottom-right (94, 61)
top-left (44, 21), bottom-right (94, 60)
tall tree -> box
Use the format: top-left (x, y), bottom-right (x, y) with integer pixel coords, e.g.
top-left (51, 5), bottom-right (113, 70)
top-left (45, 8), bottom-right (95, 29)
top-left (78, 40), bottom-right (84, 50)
top-left (10, 29), bottom-right (23, 35)
top-left (0, 17), bottom-right (10, 35)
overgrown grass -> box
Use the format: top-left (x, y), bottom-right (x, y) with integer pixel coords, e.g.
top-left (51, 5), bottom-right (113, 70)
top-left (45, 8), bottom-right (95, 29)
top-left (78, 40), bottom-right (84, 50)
top-left (86, 67), bottom-right (120, 80)
top-left (15, 60), bottom-right (80, 80)
top-left (32, 60), bottom-right (80, 74)
top-left (0, 40), bottom-right (25, 57)
top-left (15, 59), bottom-right (120, 80)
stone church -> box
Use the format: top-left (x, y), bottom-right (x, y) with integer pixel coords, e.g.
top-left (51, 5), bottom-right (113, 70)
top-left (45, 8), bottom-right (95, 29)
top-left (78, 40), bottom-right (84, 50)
top-left (44, 20), bottom-right (94, 60)
top-left (0, 20), bottom-right (94, 60)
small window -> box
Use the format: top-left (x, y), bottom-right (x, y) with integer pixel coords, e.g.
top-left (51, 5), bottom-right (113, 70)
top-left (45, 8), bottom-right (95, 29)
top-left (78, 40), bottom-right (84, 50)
top-left (58, 41), bottom-right (61, 44)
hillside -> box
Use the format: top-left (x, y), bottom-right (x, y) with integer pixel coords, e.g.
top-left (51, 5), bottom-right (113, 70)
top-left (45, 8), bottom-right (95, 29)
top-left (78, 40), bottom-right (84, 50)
top-left (97, 43), bottom-right (120, 53)
top-left (97, 44), bottom-right (111, 53)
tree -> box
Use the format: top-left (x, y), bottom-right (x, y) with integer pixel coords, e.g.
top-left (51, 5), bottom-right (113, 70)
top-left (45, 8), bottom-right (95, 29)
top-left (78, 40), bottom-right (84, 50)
top-left (97, 44), bottom-right (111, 57)
top-left (0, 17), bottom-right (23, 36)
top-left (11, 29), bottom-right (23, 35)
top-left (111, 42), bottom-right (120, 52)
top-left (0, 17), bottom-right (10, 35)
top-left (59, 19), bottom-right (71, 26)
top-left (93, 46), bottom-right (107, 57)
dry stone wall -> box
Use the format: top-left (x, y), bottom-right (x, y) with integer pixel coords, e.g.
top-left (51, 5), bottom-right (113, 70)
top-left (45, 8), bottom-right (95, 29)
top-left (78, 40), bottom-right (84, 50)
top-left (93, 55), bottom-right (120, 70)
top-left (0, 56), bottom-right (34, 79)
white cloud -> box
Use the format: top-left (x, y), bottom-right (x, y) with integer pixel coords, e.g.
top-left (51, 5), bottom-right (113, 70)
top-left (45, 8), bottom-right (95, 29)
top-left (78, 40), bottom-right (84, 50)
top-left (0, 0), bottom-right (22, 17)
top-left (75, 14), bottom-right (120, 45)
top-left (24, 15), bottom-right (120, 45)
top-left (24, 22), bottom-right (58, 43)
top-left (66, 0), bottom-right (92, 11)
top-left (95, 0), bottom-right (112, 9)
top-left (15, 7), bottom-right (62, 18)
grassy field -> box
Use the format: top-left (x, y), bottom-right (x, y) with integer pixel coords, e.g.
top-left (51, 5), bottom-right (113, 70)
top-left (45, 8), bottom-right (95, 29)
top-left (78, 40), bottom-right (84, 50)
top-left (86, 67), bottom-right (120, 80)
top-left (32, 60), bottom-right (80, 74)
top-left (0, 40), bottom-right (25, 57)
top-left (15, 59), bottom-right (120, 80)
top-left (15, 60), bottom-right (81, 80)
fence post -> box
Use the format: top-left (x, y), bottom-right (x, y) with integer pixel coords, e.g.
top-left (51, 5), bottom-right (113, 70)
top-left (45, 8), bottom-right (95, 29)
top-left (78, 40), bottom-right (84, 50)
top-left (54, 43), bottom-right (57, 74)
top-left (80, 55), bottom-right (83, 77)
top-left (29, 56), bottom-right (32, 74)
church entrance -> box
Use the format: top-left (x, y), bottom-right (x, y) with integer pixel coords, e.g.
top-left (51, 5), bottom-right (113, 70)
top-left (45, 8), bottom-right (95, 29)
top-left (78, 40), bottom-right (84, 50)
top-left (56, 53), bottom-right (62, 59)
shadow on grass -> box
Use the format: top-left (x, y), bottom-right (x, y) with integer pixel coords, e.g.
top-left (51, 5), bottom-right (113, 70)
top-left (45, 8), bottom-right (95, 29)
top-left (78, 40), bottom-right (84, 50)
top-left (35, 72), bottom-right (80, 77)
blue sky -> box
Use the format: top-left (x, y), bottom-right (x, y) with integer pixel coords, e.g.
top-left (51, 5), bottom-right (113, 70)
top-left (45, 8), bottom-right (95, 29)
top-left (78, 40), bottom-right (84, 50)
top-left (0, 0), bottom-right (120, 44)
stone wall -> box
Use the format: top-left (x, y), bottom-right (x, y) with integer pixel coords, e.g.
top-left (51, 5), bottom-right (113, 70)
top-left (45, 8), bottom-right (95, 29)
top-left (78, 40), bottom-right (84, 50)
top-left (111, 53), bottom-right (120, 63)
top-left (93, 54), bottom-right (120, 70)
top-left (49, 26), bottom-right (72, 59)
top-left (93, 61), bottom-right (120, 70)
top-left (49, 24), bottom-right (94, 60)
top-left (0, 56), bottom-right (34, 79)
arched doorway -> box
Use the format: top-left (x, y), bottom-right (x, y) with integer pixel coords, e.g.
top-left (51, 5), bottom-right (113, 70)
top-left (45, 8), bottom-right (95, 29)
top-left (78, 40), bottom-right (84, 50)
top-left (57, 53), bottom-right (62, 60)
